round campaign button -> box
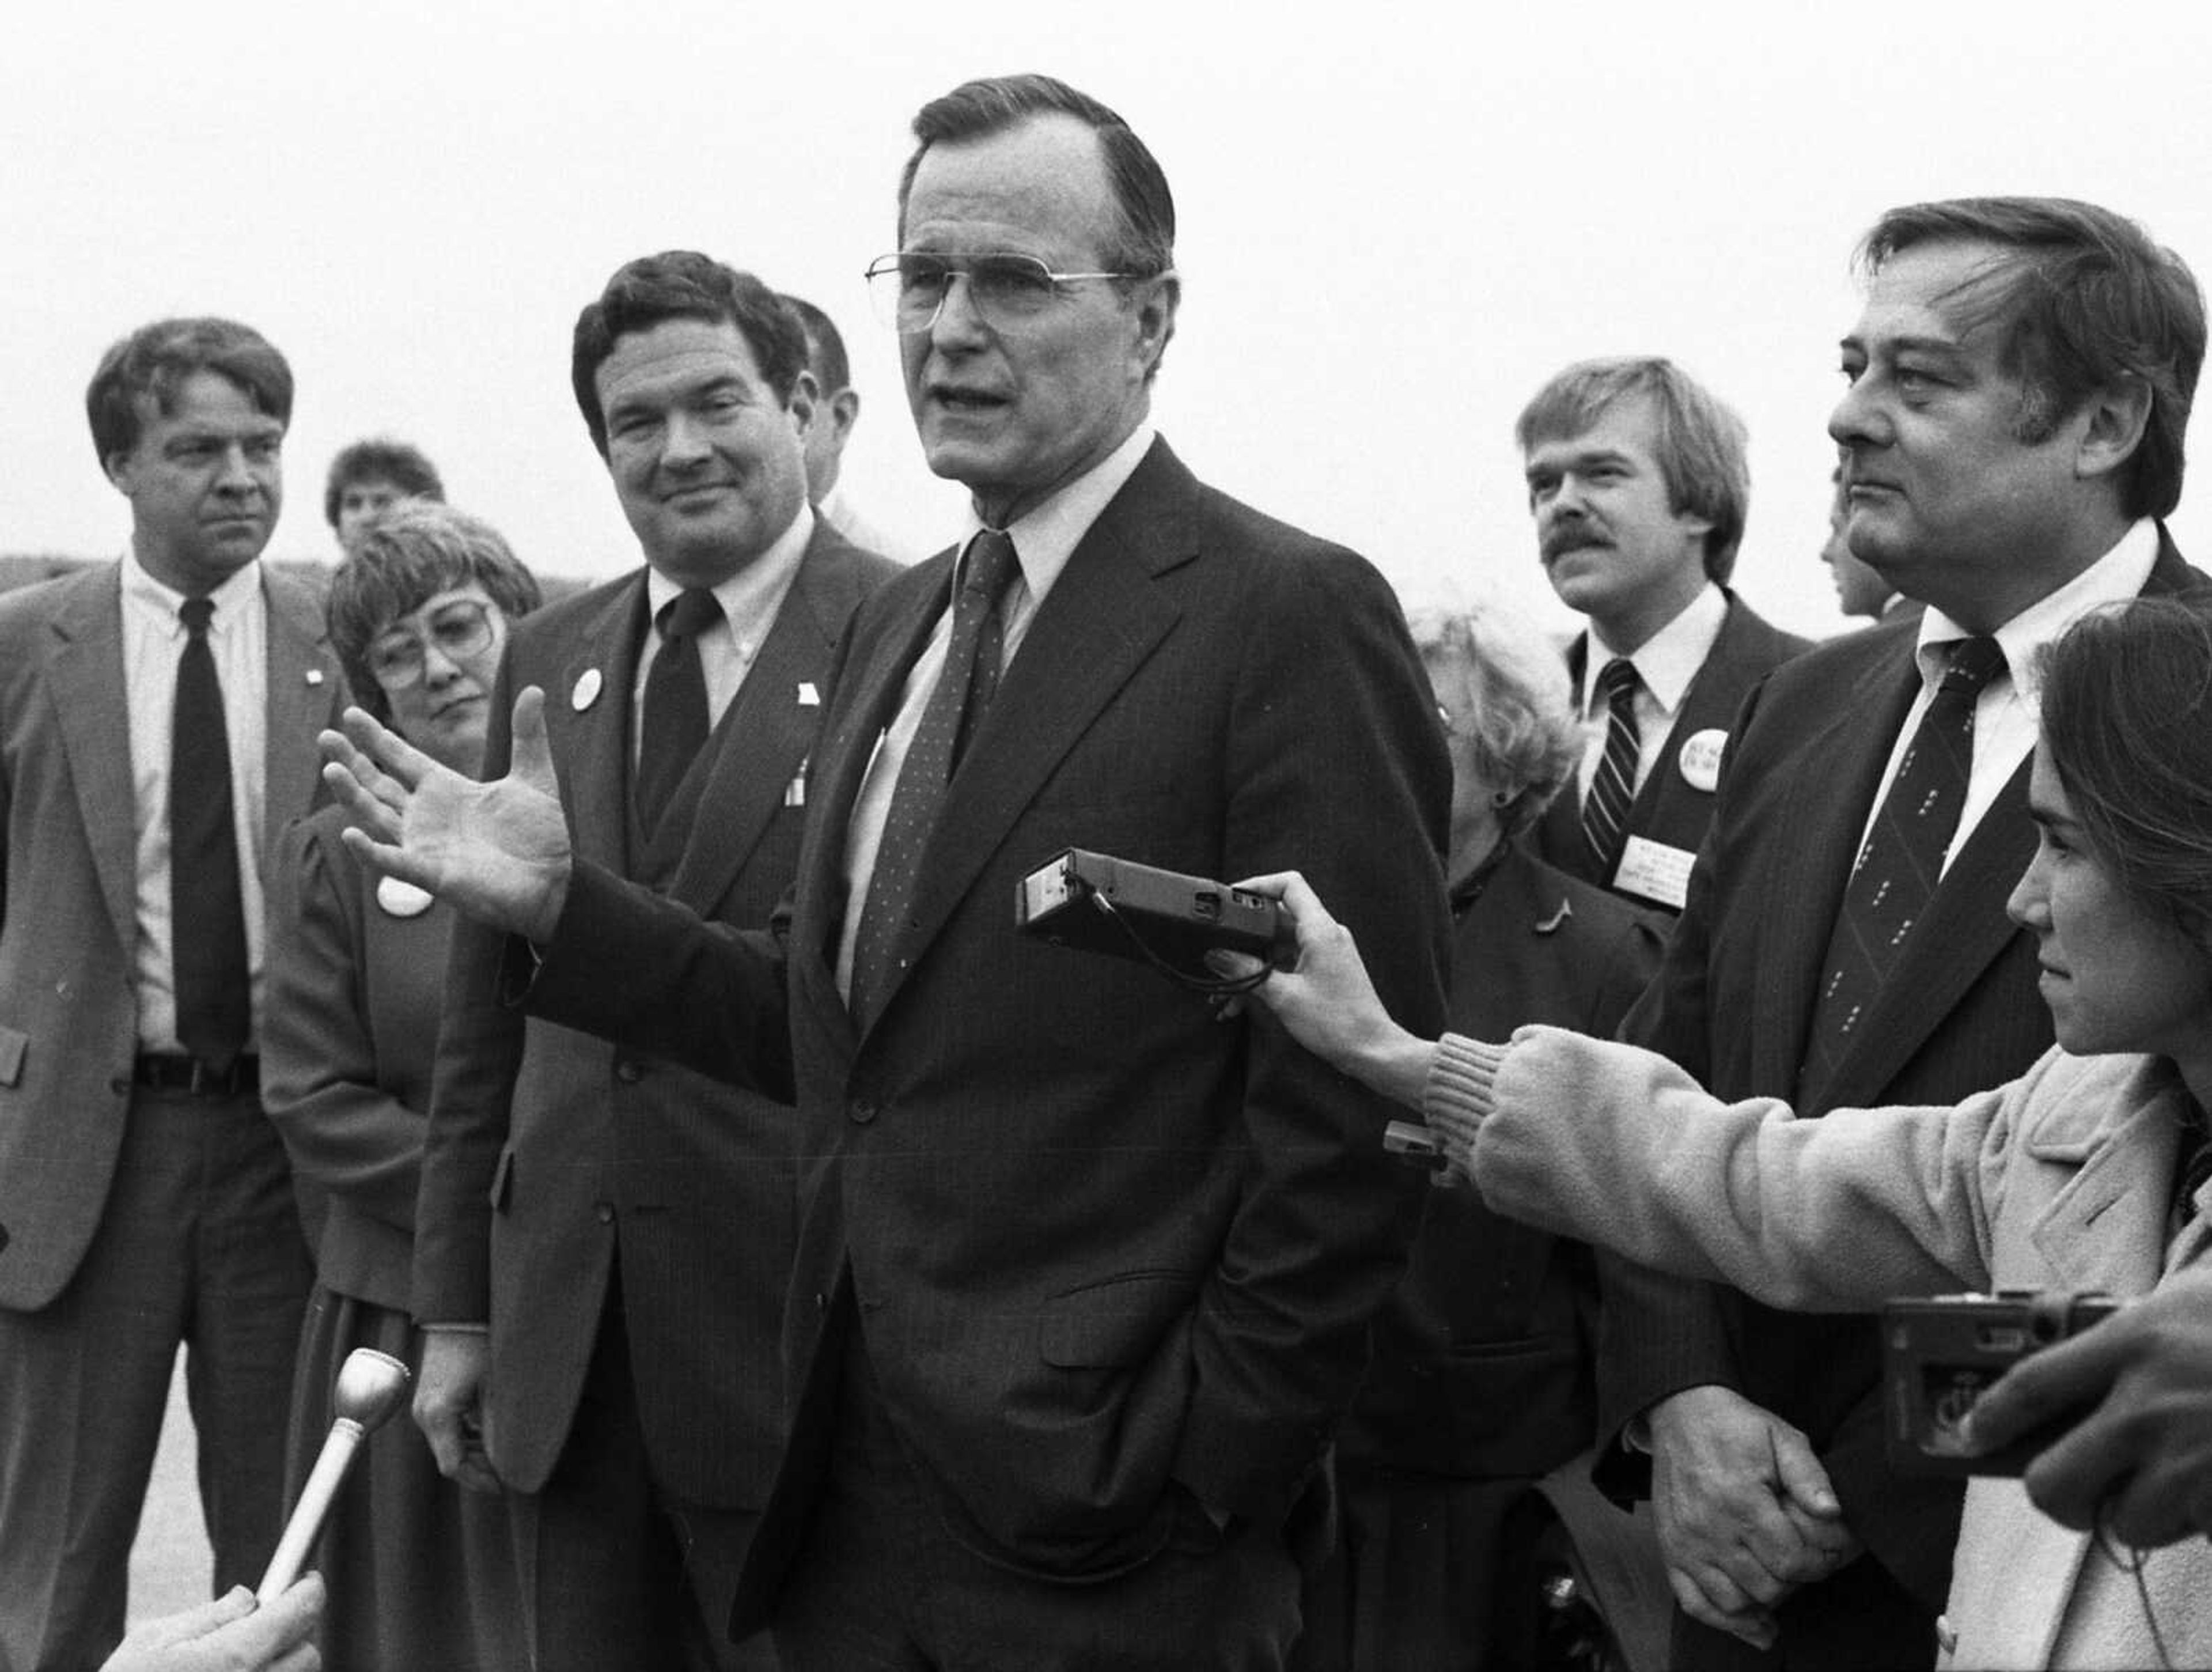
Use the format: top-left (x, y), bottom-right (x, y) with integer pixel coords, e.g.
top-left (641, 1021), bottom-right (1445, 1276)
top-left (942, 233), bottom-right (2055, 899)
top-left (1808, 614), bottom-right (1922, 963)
top-left (376, 876), bottom-right (435, 919)
top-left (571, 668), bottom-right (604, 712)
top-left (1677, 728), bottom-right (1727, 793)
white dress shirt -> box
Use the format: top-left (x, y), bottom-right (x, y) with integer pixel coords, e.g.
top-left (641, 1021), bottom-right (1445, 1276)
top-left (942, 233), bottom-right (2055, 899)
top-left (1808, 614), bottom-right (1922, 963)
top-left (631, 502), bottom-right (815, 762)
top-left (1573, 582), bottom-right (1729, 800)
top-left (1859, 517), bottom-right (2161, 873)
top-left (835, 423), bottom-right (1157, 997)
top-left (121, 553), bottom-right (269, 1051)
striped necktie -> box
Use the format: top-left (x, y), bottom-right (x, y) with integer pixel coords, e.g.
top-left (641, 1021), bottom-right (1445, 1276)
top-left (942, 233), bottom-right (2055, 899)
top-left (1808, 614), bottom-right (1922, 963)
top-left (1580, 657), bottom-right (1641, 882)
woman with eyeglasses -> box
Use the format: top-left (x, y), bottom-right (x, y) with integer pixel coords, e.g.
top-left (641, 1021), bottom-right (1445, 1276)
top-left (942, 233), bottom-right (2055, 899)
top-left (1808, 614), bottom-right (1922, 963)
top-left (1219, 596), bottom-right (2212, 1670)
top-left (263, 501), bottom-right (540, 1669)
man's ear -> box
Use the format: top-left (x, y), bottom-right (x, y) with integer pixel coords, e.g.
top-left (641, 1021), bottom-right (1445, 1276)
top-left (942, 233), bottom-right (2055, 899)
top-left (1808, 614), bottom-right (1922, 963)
top-left (829, 388), bottom-right (861, 447)
top-left (1132, 272), bottom-right (1180, 380)
top-left (103, 447), bottom-right (135, 493)
top-left (787, 370), bottom-right (819, 440)
top-left (2075, 373), bottom-right (2155, 483)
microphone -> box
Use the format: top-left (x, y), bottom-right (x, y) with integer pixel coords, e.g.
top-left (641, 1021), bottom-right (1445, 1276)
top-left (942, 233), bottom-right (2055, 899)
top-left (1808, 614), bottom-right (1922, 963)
top-left (256, 1347), bottom-right (412, 1601)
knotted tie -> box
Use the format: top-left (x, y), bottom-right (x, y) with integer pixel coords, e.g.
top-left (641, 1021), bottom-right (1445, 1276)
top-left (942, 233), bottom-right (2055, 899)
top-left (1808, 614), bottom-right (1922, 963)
top-left (1580, 657), bottom-right (1642, 881)
top-left (846, 529), bottom-right (1021, 1027)
top-left (171, 596), bottom-right (249, 1072)
top-left (635, 587), bottom-right (722, 837)
top-left (1804, 636), bottom-right (2008, 1085)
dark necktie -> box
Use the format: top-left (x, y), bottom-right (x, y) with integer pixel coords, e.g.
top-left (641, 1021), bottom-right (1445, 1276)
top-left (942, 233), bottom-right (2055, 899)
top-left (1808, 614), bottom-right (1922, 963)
top-left (171, 596), bottom-right (249, 1072)
top-left (1804, 636), bottom-right (2008, 1085)
top-left (1580, 657), bottom-right (1641, 880)
top-left (635, 587), bottom-right (721, 838)
top-left (846, 528), bottom-right (1021, 1028)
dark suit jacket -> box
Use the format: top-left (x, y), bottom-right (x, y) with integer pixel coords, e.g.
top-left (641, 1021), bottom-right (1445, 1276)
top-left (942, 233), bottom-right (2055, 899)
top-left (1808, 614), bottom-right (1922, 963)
top-left (1597, 529), bottom-right (2207, 1662)
top-left (0, 561), bottom-right (344, 1308)
top-left (1533, 592), bottom-right (1810, 909)
top-left (523, 437), bottom-right (1452, 1620)
top-left (413, 521), bottom-right (897, 1505)
top-left (1345, 841), bottom-right (1664, 1477)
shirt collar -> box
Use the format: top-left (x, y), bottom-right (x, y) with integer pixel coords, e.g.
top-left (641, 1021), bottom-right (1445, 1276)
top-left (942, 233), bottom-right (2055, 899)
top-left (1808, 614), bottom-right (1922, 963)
top-left (1913, 517), bottom-right (2160, 705)
top-left (957, 423), bottom-right (1157, 606)
top-left (122, 547), bottom-right (264, 634)
top-left (645, 501), bottom-right (816, 648)
top-left (1582, 582), bottom-right (1727, 715)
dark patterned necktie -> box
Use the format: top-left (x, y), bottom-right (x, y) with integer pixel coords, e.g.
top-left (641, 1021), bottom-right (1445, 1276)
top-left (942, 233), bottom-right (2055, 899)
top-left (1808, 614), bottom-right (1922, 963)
top-left (635, 587), bottom-right (721, 838)
top-left (1581, 657), bottom-right (1641, 880)
top-left (171, 596), bottom-right (249, 1071)
top-left (1804, 636), bottom-right (2007, 1085)
top-left (846, 529), bottom-right (1021, 1028)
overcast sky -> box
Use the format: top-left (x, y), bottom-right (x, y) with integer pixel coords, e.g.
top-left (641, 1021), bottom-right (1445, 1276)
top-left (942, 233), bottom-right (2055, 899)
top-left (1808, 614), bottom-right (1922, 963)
top-left (6, 0), bottom-right (2210, 641)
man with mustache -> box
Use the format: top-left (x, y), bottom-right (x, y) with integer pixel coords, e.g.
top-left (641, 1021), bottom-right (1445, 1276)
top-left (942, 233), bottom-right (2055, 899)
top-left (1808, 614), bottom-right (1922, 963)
top-left (1520, 357), bottom-right (1809, 914)
top-left (410, 252), bottom-right (897, 1670)
top-left (1601, 199), bottom-right (2209, 1668)
top-left (0, 317), bottom-right (346, 1670)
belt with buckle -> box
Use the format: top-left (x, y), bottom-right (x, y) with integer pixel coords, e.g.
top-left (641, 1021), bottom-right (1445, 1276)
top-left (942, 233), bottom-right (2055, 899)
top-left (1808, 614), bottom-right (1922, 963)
top-left (134, 1053), bottom-right (259, 1096)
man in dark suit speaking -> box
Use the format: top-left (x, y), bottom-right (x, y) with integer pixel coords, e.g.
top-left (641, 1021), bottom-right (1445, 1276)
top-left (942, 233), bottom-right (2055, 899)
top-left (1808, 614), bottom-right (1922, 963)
top-left (1597, 198), bottom-right (2207, 1669)
top-left (325, 73), bottom-right (1450, 1670)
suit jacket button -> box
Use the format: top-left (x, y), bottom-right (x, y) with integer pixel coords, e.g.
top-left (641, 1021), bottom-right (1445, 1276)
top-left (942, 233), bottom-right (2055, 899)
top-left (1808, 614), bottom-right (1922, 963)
top-left (614, 1059), bottom-right (643, 1084)
top-left (850, 1098), bottom-right (878, 1124)
top-left (594, 1201), bottom-right (615, 1224)
top-left (814, 1291), bottom-right (828, 1314)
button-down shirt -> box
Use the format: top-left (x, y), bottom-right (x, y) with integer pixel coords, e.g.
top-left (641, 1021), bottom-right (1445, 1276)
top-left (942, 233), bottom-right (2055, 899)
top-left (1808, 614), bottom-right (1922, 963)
top-left (631, 502), bottom-right (814, 762)
top-left (1574, 582), bottom-right (1729, 800)
top-left (835, 423), bottom-right (1157, 998)
top-left (121, 552), bottom-right (268, 1051)
top-left (1860, 518), bottom-right (2160, 873)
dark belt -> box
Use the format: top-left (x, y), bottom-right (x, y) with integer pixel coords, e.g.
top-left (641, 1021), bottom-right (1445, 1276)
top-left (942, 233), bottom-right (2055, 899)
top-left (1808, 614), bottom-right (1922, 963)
top-left (134, 1052), bottom-right (259, 1096)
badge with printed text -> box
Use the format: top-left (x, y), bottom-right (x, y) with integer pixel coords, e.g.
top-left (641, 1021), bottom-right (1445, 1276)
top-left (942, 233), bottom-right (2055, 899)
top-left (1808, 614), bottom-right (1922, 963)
top-left (376, 876), bottom-right (435, 919)
top-left (305, 668), bottom-right (325, 687)
top-left (571, 668), bottom-right (603, 712)
top-left (1613, 835), bottom-right (1695, 913)
top-left (1677, 728), bottom-right (1728, 793)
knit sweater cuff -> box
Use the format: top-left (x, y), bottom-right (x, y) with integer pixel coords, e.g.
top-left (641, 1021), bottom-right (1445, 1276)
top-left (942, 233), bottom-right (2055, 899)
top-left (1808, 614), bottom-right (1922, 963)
top-left (1425, 1032), bottom-right (1508, 1129)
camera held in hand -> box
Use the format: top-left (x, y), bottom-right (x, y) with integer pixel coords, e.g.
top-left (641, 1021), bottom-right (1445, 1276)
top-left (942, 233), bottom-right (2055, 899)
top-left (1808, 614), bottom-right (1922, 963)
top-left (1883, 1289), bottom-right (2120, 1476)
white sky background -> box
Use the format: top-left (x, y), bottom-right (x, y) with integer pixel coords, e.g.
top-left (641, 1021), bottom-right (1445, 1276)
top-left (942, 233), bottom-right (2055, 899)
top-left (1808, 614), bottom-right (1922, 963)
top-left (5, 0), bottom-right (2210, 642)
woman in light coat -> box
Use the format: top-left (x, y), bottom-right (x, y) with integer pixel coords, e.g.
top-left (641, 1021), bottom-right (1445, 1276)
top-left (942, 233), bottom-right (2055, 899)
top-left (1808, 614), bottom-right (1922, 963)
top-left (1224, 597), bottom-right (2212, 1671)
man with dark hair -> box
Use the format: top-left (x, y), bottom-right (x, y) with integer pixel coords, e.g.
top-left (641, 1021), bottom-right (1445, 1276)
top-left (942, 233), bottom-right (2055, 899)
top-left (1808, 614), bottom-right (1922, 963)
top-left (1600, 197), bottom-right (2209, 1669)
top-left (1520, 356), bottom-right (1809, 912)
top-left (323, 436), bottom-right (445, 555)
top-left (782, 292), bottom-right (914, 562)
top-left (325, 73), bottom-right (1448, 1670)
top-left (408, 249), bottom-right (897, 1671)
top-left (0, 316), bottom-right (345, 1669)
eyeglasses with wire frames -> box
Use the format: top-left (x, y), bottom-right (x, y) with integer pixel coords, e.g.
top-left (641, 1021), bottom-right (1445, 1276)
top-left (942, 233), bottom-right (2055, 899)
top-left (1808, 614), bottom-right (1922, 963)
top-left (366, 597), bottom-right (497, 691)
top-left (863, 252), bottom-right (1159, 334)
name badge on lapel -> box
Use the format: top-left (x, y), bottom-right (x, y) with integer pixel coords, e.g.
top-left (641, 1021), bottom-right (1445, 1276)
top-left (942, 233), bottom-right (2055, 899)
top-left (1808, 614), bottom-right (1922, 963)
top-left (1612, 835), bottom-right (1695, 912)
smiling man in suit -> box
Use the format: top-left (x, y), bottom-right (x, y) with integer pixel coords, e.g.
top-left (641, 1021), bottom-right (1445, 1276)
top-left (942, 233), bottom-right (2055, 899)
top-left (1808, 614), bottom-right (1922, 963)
top-left (325, 73), bottom-right (1449, 1670)
top-left (1600, 199), bottom-right (2209, 1669)
top-left (408, 252), bottom-right (897, 1671)
top-left (1521, 358), bottom-right (1809, 914)
top-left (0, 317), bottom-right (345, 1671)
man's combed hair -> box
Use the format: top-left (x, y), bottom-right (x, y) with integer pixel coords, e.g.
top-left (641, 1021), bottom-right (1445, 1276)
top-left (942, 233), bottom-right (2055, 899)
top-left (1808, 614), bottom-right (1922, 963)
top-left (324, 437), bottom-right (446, 528)
top-left (570, 252), bottom-right (809, 458)
top-left (327, 501), bottom-right (541, 724)
top-left (1514, 357), bottom-right (1752, 584)
top-left (897, 73), bottom-right (1176, 283)
top-left (2039, 596), bottom-right (2212, 938)
top-left (1860, 197), bottom-right (2206, 521)
top-left (781, 294), bottom-right (850, 397)
top-left (85, 317), bottom-right (293, 466)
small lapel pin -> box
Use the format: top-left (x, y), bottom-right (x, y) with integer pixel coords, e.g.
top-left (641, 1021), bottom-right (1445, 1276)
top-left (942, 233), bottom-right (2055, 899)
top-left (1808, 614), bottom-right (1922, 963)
top-left (1677, 728), bottom-right (1727, 793)
top-left (305, 668), bottom-right (324, 686)
top-left (376, 876), bottom-right (435, 919)
top-left (798, 681), bottom-right (820, 707)
top-left (572, 668), bottom-right (604, 712)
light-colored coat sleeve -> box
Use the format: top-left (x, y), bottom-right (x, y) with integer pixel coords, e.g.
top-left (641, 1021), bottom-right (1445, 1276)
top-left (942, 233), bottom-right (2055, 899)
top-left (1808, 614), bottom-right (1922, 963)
top-left (1442, 1026), bottom-right (2024, 1310)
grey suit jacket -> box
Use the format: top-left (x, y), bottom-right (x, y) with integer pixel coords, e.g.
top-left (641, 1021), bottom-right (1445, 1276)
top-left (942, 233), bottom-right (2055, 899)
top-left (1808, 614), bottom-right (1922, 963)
top-left (414, 520), bottom-right (898, 1504)
top-left (0, 560), bottom-right (343, 1309)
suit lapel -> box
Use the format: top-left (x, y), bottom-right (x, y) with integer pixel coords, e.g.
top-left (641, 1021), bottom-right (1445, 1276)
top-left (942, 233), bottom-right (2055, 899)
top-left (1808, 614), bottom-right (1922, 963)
top-left (47, 568), bottom-right (138, 954)
top-left (262, 572), bottom-right (340, 868)
top-left (880, 452), bottom-right (1190, 1020)
top-left (556, 576), bottom-right (647, 876)
top-left (668, 532), bottom-right (843, 913)
top-left (1753, 649), bottom-right (1921, 1098)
